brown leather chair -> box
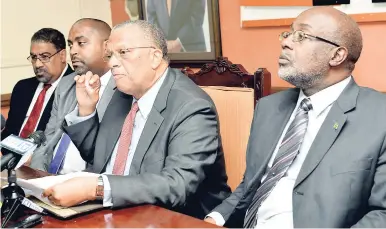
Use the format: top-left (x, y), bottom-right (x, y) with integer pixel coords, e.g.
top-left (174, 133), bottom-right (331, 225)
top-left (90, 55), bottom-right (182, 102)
top-left (181, 57), bottom-right (271, 190)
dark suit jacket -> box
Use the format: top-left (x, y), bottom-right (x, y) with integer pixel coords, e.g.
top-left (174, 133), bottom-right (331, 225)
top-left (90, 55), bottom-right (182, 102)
top-left (2, 65), bottom-right (73, 140)
top-left (63, 68), bottom-right (231, 219)
top-left (147, 0), bottom-right (206, 52)
top-left (212, 79), bottom-right (386, 228)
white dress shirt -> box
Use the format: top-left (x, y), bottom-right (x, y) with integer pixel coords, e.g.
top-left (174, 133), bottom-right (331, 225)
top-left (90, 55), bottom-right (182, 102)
top-left (208, 76), bottom-right (352, 227)
top-left (19, 65), bottom-right (69, 135)
top-left (53, 70), bottom-right (112, 174)
top-left (65, 68), bottom-right (168, 206)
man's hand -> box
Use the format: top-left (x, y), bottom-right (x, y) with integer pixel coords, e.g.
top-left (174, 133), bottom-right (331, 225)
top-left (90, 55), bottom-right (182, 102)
top-left (167, 39), bottom-right (182, 53)
top-left (42, 177), bottom-right (98, 207)
top-left (204, 217), bottom-right (217, 225)
top-left (75, 71), bottom-right (101, 117)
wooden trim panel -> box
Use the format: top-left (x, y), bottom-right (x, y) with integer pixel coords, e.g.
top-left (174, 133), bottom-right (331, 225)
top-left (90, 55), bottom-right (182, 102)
top-left (1, 93), bottom-right (11, 107)
top-left (242, 12), bottom-right (386, 28)
top-left (240, 0), bottom-right (312, 6)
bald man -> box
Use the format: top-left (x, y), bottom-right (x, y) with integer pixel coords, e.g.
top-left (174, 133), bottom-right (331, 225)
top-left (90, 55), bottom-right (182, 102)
top-left (29, 18), bottom-right (117, 174)
top-left (205, 6), bottom-right (386, 228)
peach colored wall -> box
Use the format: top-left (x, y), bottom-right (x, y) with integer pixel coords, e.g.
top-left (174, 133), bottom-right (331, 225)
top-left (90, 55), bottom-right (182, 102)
top-left (109, 0), bottom-right (386, 92)
top-left (219, 0), bottom-right (386, 91)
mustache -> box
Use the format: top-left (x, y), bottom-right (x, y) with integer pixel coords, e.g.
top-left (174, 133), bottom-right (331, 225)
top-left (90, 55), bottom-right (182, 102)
top-left (279, 54), bottom-right (290, 61)
top-left (34, 67), bottom-right (47, 74)
top-left (71, 57), bottom-right (85, 64)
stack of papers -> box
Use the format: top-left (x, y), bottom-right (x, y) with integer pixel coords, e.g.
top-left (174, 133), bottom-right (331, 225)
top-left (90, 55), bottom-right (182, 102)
top-left (2, 171), bottom-right (99, 209)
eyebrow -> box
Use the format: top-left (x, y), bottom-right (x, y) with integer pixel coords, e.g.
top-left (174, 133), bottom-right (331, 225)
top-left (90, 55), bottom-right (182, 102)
top-left (30, 52), bottom-right (51, 56)
top-left (67, 36), bottom-right (87, 43)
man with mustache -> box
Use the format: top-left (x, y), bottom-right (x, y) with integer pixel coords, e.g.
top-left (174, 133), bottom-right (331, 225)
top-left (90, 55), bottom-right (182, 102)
top-left (29, 18), bottom-right (115, 174)
top-left (41, 20), bottom-right (230, 219)
top-left (1, 28), bottom-right (73, 141)
top-left (205, 6), bottom-right (386, 228)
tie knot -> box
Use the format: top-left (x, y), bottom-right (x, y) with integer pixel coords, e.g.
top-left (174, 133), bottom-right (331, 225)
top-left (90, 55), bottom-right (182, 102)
top-left (300, 98), bottom-right (312, 112)
top-left (131, 101), bottom-right (139, 113)
top-left (43, 84), bottom-right (52, 91)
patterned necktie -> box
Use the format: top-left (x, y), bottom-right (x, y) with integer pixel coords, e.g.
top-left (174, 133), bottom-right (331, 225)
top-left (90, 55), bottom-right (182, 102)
top-left (243, 98), bottom-right (313, 228)
top-left (112, 102), bottom-right (139, 175)
top-left (20, 84), bottom-right (51, 138)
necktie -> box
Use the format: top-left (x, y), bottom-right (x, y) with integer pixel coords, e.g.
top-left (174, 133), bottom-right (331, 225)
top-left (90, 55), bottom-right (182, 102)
top-left (48, 133), bottom-right (72, 174)
top-left (243, 98), bottom-right (313, 228)
top-left (20, 84), bottom-right (51, 138)
top-left (112, 102), bottom-right (139, 175)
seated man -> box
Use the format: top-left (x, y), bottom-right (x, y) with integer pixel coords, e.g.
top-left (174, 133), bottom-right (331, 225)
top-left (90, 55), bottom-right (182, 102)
top-left (205, 6), bottom-right (386, 228)
top-left (2, 28), bottom-right (73, 140)
top-left (42, 20), bottom-right (231, 219)
top-left (30, 18), bottom-right (114, 174)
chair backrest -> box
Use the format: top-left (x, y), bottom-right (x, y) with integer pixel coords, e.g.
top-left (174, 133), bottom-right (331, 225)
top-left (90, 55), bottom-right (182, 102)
top-left (182, 57), bottom-right (271, 190)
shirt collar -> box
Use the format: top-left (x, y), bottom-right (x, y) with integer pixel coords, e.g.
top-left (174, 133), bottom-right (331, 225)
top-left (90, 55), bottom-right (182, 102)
top-left (134, 68), bottom-right (169, 120)
top-left (297, 76), bottom-right (352, 117)
top-left (100, 70), bottom-right (112, 87)
top-left (50, 64), bottom-right (69, 88)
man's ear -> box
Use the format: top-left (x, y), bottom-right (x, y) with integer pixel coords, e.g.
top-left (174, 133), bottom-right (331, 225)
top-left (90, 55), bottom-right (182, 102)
top-left (60, 49), bottom-right (67, 63)
top-left (150, 49), bottom-right (163, 70)
top-left (329, 46), bottom-right (348, 67)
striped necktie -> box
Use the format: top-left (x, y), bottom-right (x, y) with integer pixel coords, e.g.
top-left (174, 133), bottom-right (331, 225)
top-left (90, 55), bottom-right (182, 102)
top-left (243, 98), bottom-right (313, 228)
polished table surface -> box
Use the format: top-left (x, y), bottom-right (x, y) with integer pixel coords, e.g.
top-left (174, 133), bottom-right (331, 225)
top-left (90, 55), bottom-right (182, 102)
top-left (1, 166), bottom-right (220, 228)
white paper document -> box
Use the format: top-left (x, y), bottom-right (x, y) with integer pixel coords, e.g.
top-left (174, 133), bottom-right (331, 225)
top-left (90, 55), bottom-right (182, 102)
top-left (2, 172), bottom-right (99, 209)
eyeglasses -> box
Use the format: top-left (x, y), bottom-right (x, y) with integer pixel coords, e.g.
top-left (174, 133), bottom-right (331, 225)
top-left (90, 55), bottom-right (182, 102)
top-left (279, 30), bottom-right (340, 47)
top-left (27, 49), bottom-right (63, 63)
top-left (103, 46), bottom-right (156, 62)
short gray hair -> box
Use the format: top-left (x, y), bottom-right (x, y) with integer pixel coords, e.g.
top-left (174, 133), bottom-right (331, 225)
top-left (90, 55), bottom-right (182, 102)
top-left (113, 20), bottom-right (169, 62)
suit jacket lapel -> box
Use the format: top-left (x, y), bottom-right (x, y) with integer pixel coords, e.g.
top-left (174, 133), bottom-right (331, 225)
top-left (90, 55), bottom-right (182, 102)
top-left (171, 0), bottom-right (178, 17)
top-left (129, 69), bottom-right (175, 175)
top-left (97, 90), bottom-right (132, 173)
top-left (294, 79), bottom-right (358, 187)
top-left (97, 75), bottom-right (116, 122)
top-left (249, 89), bottom-right (299, 186)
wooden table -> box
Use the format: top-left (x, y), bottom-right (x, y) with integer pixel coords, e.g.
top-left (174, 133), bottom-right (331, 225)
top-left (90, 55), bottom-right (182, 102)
top-left (1, 166), bottom-right (220, 228)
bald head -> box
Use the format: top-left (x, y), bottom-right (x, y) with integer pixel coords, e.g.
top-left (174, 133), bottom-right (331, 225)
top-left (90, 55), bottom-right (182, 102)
top-left (297, 7), bottom-right (363, 71)
top-left (68, 18), bottom-right (111, 76)
top-left (73, 18), bottom-right (111, 40)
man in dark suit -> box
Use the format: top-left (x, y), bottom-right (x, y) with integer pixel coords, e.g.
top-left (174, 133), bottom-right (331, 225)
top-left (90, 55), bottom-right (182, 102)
top-left (29, 18), bottom-right (115, 174)
top-left (2, 28), bottom-right (73, 140)
top-left (205, 7), bottom-right (386, 228)
top-left (147, 0), bottom-right (206, 52)
top-left (42, 20), bottom-right (230, 219)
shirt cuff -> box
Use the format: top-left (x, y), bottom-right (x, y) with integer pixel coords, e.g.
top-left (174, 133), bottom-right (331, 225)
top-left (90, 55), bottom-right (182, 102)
top-left (206, 212), bottom-right (225, 226)
top-left (65, 107), bottom-right (96, 126)
top-left (101, 174), bottom-right (113, 207)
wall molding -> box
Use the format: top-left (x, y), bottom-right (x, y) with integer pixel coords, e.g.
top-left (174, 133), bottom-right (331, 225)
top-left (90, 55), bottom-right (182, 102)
top-left (1, 94), bottom-right (11, 107)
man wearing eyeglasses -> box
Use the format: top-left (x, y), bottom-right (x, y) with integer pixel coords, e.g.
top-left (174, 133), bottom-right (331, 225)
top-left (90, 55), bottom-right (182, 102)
top-left (29, 18), bottom-right (114, 175)
top-left (1, 28), bottom-right (73, 141)
top-left (205, 6), bottom-right (386, 228)
top-left (40, 20), bottom-right (231, 219)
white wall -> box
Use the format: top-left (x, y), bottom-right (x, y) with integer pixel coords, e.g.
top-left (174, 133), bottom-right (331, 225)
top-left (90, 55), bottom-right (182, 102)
top-left (0, 0), bottom-right (112, 94)
top-left (241, 0), bottom-right (386, 22)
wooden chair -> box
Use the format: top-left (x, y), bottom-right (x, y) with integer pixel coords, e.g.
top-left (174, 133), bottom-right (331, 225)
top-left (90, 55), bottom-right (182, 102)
top-left (181, 57), bottom-right (271, 190)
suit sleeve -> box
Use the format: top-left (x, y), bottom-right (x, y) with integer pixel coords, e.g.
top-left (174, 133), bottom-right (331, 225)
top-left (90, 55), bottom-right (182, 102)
top-left (351, 134), bottom-right (386, 227)
top-left (1, 81), bottom-right (22, 140)
top-left (62, 110), bottom-right (100, 164)
top-left (176, 0), bottom-right (205, 48)
top-left (208, 101), bottom-right (262, 227)
top-left (30, 82), bottom-right (62, 170)
top-left (106, 99), bottom-right (219, 208)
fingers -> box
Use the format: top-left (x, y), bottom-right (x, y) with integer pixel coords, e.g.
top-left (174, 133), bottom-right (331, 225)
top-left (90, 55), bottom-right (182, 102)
top-left (42, 187), bottom-right (53, 198)
top-left (75, 71), bottom-right (100, 89)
